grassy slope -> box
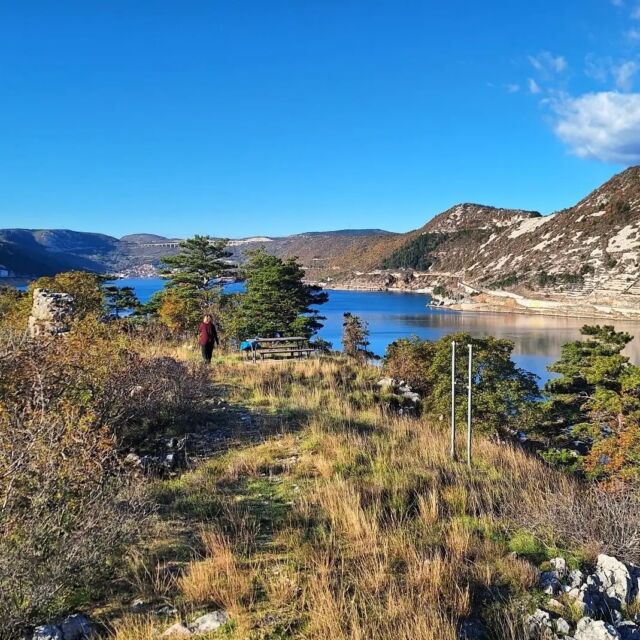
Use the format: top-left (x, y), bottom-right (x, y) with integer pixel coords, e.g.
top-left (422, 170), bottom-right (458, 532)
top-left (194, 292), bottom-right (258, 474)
top-left (110, 356), bottom-right (608, 640)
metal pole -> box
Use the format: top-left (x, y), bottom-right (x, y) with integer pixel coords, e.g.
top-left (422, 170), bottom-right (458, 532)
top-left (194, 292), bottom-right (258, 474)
top-left (450, 340), bottom-right (456, 461)
top-left (467, 343), bottom-right (473, 467)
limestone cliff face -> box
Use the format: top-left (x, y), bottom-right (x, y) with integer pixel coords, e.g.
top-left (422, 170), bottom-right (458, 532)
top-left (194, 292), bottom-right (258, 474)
top-left (312, 168), bottom-right (640, 313)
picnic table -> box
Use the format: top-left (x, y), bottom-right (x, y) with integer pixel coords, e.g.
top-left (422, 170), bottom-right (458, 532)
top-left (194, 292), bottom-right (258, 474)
top-left (242, 336), bottom-right (316, 362)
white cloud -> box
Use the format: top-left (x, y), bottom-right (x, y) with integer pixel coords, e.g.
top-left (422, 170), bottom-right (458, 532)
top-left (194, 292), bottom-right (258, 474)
top-left (553, 91), bottom-right (640, 162)
top-left (528, 78), bottom-right (541, 94)
top-left (611, 0), bottom-right (624, 6)
top-left (505, 83), bottom-right (520, 93)
top-left (585, 56), bottom-right (639, 90)
top-left (528, 51), bottom-right (568, 76)
top-left (632, 3), bottom-right (640, 17)
top-left (614, 60), bottom-right (639, 89)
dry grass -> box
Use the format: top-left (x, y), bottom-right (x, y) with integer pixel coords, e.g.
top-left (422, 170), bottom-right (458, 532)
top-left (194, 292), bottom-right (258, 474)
top-left (178, 529), bottom-right (257, 611)
top-left (111, 356), bottom-right (637, 640)
top-left (109, 615), bottom-right (161, 640)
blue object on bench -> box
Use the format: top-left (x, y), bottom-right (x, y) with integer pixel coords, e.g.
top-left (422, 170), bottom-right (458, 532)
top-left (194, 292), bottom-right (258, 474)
top-left (240, 339), bottom-right (256, 352)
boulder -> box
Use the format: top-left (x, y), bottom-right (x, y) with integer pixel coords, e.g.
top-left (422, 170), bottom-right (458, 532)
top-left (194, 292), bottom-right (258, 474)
top-left (188, 611), bottom-right (229, 633)
top-left (27, 289), bottom-right (74, 338)
top-left (556, 618), bottom-right (572, 636)
top-left (32, 627), bottom-right (63, 640)
top-left (160, 623), bottom-right (192, 638)
top-left (60, 614), bottom-right (94, 639)
top-left (575, 618), bottom-right (621, 640)
top-left (596, 555), bottom-right (634, 607)
top-left (567, 577), bottom-right (607, 616)
top-left (550, 557), bottom-right (569, 580)
top-left (540, 570), bottom-right (562, 595)
top-left (616, 622), bottom-right (640, 640)
top-left (547, 598), bottom-right (564, 611)
top-left (568, 569), bottom-right (586, 589)
top-left (527, 608), bottom-right (552, 636)
top-left (401, 390), bottom-right (421, 404)
top-left (32, 614), bottom-right (94, 640)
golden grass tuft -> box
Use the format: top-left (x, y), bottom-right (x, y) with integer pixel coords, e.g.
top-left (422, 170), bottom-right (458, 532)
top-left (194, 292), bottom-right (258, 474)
top-left (177, 529), bottom-right (257, 611)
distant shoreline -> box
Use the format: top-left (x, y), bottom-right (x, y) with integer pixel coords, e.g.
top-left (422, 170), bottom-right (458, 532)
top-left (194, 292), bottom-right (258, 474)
top-left (318, 281), bottom-right (640, 322)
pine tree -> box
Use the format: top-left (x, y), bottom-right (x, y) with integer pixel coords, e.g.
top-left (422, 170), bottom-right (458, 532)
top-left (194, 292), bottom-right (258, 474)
top-left (231, 249), bottom-right (328, 339)
top-left (543, 324), bottom-right (640, 482)
top-left (157, 235), bottom-right (232, 330)
top-left (342, 313), bottom-right (374, 361)
top-left (160, 235), bottom-right (232, 291)
top-left (104, 285), bottom-right (140, 318)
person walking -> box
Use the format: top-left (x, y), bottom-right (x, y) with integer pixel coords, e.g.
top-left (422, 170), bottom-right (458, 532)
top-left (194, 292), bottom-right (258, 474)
top-left (198, 313), bottom-right (220, 363)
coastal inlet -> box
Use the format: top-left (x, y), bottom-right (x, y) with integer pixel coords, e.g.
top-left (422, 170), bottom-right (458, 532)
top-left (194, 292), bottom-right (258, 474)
top-left (115, 278), bottom-right (640, 384)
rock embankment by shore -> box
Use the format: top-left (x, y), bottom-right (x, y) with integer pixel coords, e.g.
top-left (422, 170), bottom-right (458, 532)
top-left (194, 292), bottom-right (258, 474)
top-left (311, 270), bottom-right (640, 321)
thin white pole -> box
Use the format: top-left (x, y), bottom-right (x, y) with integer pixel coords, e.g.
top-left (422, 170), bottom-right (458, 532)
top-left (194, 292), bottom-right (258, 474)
top-left (450, 340), bottom-right (457, 461)
top-left (467, 343), bottom-right (473, 467)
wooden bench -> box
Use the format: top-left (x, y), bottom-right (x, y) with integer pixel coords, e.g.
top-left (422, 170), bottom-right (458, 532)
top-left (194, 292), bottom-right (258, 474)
top-left (242, 337), bottom-right (316, 362)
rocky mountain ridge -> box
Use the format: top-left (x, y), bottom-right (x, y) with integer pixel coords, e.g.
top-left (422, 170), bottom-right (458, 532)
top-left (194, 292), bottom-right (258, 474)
top-left (310, 167), bottom-right (640, 318)
top-left (3, 167), bottom-right (640, 318)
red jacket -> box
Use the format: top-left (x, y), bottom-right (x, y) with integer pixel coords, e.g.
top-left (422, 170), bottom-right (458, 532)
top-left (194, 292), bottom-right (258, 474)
top-left (198, 322), bottom-right (219, 347)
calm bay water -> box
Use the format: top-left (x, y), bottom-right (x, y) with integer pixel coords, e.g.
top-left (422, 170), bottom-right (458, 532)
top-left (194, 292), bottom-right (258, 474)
top-left (115, 277), bottom-right (640, 384)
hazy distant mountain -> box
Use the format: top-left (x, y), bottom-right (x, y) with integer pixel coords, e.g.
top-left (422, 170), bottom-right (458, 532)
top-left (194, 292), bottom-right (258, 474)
top-left (120, 233), bottom-right (174, 244)
top-left (0, 227), bottom-right (397, 279)
top-left (0, 229), bottom-right (120, 276)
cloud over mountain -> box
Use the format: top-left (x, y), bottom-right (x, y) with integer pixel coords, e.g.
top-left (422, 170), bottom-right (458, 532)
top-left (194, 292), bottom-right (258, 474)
top-left (553, 91), bottom-right (640, 162)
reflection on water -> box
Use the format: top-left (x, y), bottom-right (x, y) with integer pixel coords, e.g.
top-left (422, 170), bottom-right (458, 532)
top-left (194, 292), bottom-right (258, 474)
top-left (116, 279), bottom-right (640, 385)
top-left (319, 290), bottom-right (640, 384)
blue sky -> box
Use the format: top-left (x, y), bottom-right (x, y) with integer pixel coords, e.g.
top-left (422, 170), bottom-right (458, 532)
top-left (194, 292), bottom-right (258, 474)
top-left (0, 1), bottom-right (638, 238)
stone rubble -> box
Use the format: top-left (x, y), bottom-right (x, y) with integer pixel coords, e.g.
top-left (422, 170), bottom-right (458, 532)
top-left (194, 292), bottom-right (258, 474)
top-left (376, 377), bottom-right (421, 414)
top-left (27, 288), bottom-right (74, 338)
top-left (158, 611), bottom-right (229, 637)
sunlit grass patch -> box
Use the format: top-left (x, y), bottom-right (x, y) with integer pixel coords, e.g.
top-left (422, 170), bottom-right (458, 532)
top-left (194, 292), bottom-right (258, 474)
top-left (109, 354), bottom-right (616, 639)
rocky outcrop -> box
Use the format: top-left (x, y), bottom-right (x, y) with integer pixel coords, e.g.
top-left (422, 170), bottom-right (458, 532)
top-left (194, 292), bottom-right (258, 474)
top-left (527, 554), bottom-right (640, 640)
top-left (27, 288), bottom-right (74, 338)
top-left (595, 554), bottom-right (637, 608)
top-left (124, 436), bottom-right (190, 476)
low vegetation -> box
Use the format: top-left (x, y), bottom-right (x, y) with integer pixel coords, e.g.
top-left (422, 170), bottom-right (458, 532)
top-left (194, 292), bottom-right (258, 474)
top-left (380, 231), bottom-right (447, 270)
top-left (112, 358), bottom-right (639, 639)
top-left (1, 245), bottom-right (639, 638)
top-left (0, 312), bottom-right (209, 636)
top-left (384, 334), bottom-right (540, 433)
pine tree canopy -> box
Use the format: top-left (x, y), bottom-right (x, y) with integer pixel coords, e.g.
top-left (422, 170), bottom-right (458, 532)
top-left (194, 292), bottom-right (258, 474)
top-left (231, 249), bottom-right (328, 339)
top-left (160, 235), bottom-right (232, 290)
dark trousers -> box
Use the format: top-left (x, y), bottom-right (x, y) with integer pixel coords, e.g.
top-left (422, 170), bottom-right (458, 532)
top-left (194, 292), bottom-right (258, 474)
top-left (201, 343), bottom-right (214, 363)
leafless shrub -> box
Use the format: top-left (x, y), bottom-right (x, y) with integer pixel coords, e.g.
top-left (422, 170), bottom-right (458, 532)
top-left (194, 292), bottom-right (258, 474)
top-left (0, 407), bottom-right (149, 638)
top-left (500, 464), bottom-right (640, 563)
